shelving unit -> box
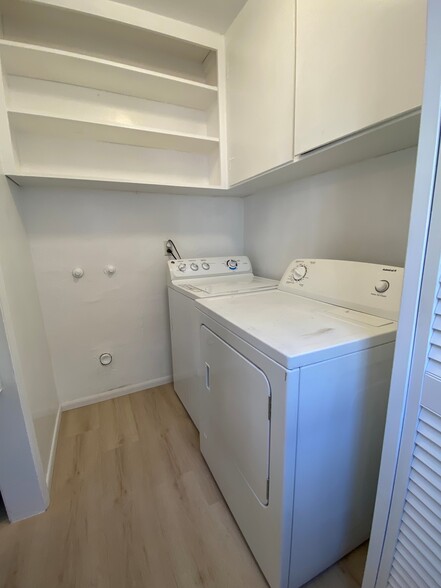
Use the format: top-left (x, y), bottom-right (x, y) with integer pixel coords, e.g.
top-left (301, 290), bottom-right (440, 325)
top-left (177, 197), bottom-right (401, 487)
top-left (0, 0), bottom-right (226, 188)
top-left (0, 41), bottom-right (219, 110)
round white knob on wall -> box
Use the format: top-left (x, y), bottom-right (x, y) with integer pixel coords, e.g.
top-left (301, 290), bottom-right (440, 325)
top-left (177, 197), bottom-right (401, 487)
top-left (178, 263), bottom-right (187, 272)
top-left (104, 265), bottom-right (116, 275)
top-left (72, 267), bottom-right (84, 279)
top-left (190, 263), bottom-right (199, 271)
top-left (202, 262), bottom-right (210, 270)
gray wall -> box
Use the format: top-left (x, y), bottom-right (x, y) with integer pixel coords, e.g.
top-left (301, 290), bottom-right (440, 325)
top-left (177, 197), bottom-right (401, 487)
top-left (244, 148), bottom-right (417, 279)
top-left (17, 188), bottom-right (244, 405)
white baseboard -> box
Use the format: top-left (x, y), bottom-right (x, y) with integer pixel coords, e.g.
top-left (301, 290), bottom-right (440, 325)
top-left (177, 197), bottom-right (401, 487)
top-left (46, 405), bottom-right (62, 490)
top-left (60, 376), bottom-right (173, 411)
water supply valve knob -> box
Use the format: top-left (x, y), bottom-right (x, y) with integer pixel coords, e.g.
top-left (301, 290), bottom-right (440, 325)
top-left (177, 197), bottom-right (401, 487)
top-left (72, 267), bottom-right (84, 279)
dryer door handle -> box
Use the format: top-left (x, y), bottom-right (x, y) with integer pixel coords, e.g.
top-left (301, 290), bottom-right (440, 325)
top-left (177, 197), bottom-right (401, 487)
top-left (205, 363), bottom-right (211, 391)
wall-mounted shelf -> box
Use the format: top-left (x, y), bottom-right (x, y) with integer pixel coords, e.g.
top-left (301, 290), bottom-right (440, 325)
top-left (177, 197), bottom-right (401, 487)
top-left (7, 173), bottom-right (226, 196)
top-left (8, 109), bottom-right (420, 196)
top-left (19, 0), bottom-right (222, 51)
top-left (9, 111), bottom-right (220, 154)
top-left (0, 41), bottom-right (218, 110)
top-left (0, 0), bottom-right (226, 189)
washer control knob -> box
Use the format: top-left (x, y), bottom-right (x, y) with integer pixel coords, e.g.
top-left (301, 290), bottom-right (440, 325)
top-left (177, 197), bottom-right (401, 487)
top-left (190, 263), bottom-right (199, 271)
top-left (293, 264), bottom-right (307, 281)
top-left (375, 280), bottom-right (390, 294)
top-left (227, 259), bottom-right (238, 270)
top-left (202, 262), bottom-right (210, 270)
top-left (178, 263), bottom-right (187, 272)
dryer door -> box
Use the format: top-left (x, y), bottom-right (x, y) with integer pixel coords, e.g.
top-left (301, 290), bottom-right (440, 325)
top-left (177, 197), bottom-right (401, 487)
top-left (200, 325), bottom-right (271, 506)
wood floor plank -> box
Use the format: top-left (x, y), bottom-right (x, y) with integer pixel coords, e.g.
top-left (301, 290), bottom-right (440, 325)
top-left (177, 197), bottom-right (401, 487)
top-left (0, 384), bottom-right (368, 588)
top-left (59, 403), bottom-right (100, 438)
top-left (97, 395), bottom-right (139, 453)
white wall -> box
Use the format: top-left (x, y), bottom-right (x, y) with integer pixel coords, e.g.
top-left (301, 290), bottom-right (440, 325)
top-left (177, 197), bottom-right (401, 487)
top-left (0, 306), bottom-right (48, 520)
top-left (245, 148), bottom-right (417, 279)
top-left (17, 188), bottom-right (244, 406)
top-left (0, 174), bottom-right (59, 492)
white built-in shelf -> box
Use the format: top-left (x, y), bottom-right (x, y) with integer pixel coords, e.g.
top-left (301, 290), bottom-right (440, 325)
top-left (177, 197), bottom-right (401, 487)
top-left (7, 109), bottom-right (420, 196)
top-left (1, 0), bottom-right (219, 84)
top-left (8, 110), bottom-right (220, 154)
top-left (18, 0), bottom-right (222, 52)
top-left (0, 41), bottom-right (218, 111)
top-left (8, 173), bottom-right (226, 196)
top-left (0, 0), bottom-right (225, 189)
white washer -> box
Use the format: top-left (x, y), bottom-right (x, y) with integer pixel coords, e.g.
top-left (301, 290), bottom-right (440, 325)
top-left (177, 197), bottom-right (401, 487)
top-left (195, 259), bottom-right (404, 588)
top-left (167, 256), bottom-right (277, 429)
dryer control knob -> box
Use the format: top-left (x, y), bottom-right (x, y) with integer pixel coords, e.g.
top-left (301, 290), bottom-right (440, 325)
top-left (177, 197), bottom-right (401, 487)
top-left (227, 259), bottom-right (238, 270)
top-left (202, 262), bottom-right (210, 270)
top-left (190, 263), bottom-right (199, 271)
top-left (293, 264), bottom-right (307, 281)
top-left (375, 280), bottom-right (390, 293)
top-left (178, 263), bottom-right (187, 272)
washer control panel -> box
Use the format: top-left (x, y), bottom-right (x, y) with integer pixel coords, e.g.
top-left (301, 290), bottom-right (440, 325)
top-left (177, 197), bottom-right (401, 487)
top-left (168, 256), bottom-right (252, 282)
top-left (280, 259), bottom-right (404, 321)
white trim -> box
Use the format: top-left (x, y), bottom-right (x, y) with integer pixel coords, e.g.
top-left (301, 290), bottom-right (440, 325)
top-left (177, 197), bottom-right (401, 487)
top-left (45, 405), bottom-right (61, 490)
top-left (61, 376), bottom-right (173, 411)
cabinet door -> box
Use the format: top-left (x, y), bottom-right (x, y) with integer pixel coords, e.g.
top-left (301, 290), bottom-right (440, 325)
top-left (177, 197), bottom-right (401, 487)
top-left (226, 0), bottom-right (295, 185)
top-left (294, 0), bottom-right (426, 155)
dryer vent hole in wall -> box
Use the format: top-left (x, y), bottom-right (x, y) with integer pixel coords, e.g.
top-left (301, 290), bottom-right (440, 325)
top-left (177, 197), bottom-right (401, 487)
top-left (99, 353), bottom-right (112, 366)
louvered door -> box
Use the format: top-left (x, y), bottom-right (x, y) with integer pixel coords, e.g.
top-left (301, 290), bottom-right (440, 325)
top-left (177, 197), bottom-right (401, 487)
top-left (428, 292), bottom-right (441, 372)
top-left (360, 3), bottom-right (441, 584)
top-left (387, 406), bottom-right (441, 588)
top-left (380, 185), bottom-right (441, 586)
top-left (373, 84), bottom-right (441, 588)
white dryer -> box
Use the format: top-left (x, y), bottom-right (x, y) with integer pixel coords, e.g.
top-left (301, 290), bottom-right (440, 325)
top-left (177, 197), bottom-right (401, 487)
top-left (195, 259), bottom-right (404, 588)
top-left (167, 256), bottom-right (277, 429)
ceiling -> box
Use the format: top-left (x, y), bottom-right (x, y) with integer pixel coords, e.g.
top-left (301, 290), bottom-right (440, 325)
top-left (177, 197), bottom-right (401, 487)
top-left (114, 0), bottom-right (248, 33)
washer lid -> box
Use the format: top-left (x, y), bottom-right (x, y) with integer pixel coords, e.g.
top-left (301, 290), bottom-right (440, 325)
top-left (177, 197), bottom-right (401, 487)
top-left (196, 290), bottom-right (398, 369)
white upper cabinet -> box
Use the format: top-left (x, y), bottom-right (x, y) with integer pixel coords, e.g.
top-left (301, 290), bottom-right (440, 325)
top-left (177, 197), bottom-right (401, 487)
top-left (294, 0), bottom-right (427, 155)
top-left (225, 0), bottom-right (295, 185)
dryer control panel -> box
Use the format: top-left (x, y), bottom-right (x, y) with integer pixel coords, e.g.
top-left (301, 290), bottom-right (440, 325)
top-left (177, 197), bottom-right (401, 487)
top-left (167, 256), bottom-right (252, 283)
top-left (279, 259), bottom-right (404, 321)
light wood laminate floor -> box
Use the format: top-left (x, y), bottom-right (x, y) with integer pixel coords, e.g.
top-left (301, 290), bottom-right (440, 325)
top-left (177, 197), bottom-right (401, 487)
top-left (0, 384), bottom-right (367, 587)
